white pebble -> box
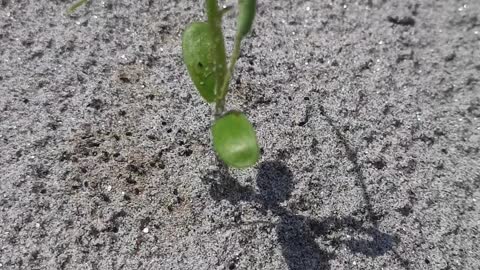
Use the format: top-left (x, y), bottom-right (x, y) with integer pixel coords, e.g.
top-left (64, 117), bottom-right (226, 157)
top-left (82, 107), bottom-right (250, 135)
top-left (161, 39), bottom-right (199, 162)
top-left (143, 227), bottom-right (149, 233)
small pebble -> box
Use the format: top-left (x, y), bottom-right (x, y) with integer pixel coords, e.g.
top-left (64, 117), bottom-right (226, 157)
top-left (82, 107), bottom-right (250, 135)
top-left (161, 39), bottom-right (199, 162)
top-left (469, 135), bottom-right (479, 143)
top-left (143, 227), bottom-right (149, 233)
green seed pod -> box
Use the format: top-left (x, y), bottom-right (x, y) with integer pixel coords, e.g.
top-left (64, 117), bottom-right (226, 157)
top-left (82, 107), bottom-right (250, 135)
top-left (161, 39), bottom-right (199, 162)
top-left (212, 111), bottom-right (260, 168)
top-left (237, 0), bottom-right (256, 38)
top-left (182, 22), bottom-right (217, 103)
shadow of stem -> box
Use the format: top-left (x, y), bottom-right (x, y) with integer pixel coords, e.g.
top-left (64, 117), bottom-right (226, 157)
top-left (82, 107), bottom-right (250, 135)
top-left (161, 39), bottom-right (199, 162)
top-left (318, 105), bottom-right (411, 269)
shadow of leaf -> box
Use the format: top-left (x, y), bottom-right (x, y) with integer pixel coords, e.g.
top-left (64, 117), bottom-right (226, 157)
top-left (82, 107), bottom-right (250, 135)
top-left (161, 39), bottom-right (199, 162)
top-left (277, 214), bottom-right (334, 270)
top-left (201, 167), bottom-right (254, 204)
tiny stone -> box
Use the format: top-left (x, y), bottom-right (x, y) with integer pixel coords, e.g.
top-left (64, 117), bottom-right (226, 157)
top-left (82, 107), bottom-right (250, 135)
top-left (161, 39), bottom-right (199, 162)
top-left (469, 135), bottom-right (480, 143)
top-left (35, 223), bottom-right (40, 228)
top-left (143, 227), bottom-right (149, 233)
top-left (106, 185), bottom-right (112, 191)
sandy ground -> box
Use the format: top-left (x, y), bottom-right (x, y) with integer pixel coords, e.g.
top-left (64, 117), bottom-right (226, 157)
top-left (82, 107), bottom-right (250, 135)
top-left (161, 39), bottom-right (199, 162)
top-left (0, 0), bottom-right (479, 269)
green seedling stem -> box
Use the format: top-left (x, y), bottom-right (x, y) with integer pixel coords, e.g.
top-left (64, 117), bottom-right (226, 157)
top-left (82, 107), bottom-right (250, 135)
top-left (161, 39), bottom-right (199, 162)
top-left (205, 0), bottom-right (228, 116)
top-left (217, 33), bottom-right (243, 116)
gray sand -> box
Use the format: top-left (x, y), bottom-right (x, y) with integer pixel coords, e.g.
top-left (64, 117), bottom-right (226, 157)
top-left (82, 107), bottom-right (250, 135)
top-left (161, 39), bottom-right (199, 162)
top-left (0, 0), bottom-right (479, 269)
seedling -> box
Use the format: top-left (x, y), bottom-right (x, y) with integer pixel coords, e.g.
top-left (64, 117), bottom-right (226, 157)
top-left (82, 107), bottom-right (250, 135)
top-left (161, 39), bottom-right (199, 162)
top-left (182, 0), bottom-right (259, 168)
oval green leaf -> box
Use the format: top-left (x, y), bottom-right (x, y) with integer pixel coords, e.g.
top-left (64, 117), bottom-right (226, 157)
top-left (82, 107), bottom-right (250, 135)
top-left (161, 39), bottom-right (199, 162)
top-left (182, 22), bottom-right (216, 103)
top-left (212, 111), bottom-right (260, 168)
top-left (237, 0), bottom-right (256, 38)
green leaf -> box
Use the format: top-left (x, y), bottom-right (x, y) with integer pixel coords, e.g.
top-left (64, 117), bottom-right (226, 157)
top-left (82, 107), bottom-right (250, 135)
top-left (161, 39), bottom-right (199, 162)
top-left (182, 22), bottom-right (217, 103)
top-left (67, 0), bottom-right (89, 15)
top-left (237, 0), bottom-right (256, 38)
top-left (212, 111), bottom-right (260, 168)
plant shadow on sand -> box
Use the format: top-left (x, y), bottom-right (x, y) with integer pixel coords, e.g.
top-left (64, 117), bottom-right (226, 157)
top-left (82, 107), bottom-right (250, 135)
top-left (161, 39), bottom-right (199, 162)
top-left (202, 161), bottom-right (401, 270)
